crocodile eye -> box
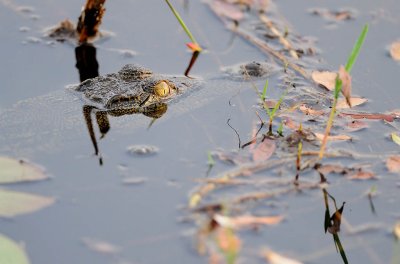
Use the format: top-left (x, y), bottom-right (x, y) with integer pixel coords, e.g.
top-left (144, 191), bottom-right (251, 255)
top-left (154, 81), bottom-right (171, 97)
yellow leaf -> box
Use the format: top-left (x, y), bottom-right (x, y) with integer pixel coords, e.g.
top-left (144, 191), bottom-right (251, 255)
top-left (392, 132), bottom-right (400, 146)
top-left (189, 193), bottom-right (201, 208)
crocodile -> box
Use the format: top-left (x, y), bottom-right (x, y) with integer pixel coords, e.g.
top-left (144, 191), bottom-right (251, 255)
top-left (76, 64), bottom-right (202, 119)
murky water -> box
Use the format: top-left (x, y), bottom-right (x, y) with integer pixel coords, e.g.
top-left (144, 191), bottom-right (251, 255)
top-left (0, 0), bottom-right (399, 263)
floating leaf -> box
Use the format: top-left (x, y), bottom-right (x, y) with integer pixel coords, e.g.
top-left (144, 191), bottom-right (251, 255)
top-left (336, 97), bottom-right (367, 109)
top-left (263, 249), bottom-right (303, 264)
top-left (251, 139), bottom-right (276, 162)
top-left (283, 117), bottom-right (299, 130)
top-left (0, 233), bottom-right (30, 264)
top-left (0, 157), bottom-right (49, 184)
top-left (81, 237), bottom-right (121, 255)
top-left (391, 133), bottom-right (400, 146)
top-left (346, 120), bottom-right (368, 132)
top-left (208, 0), bottom-right (244, 21)
top-left (309, 8), bottom-right (355, 22)
top-left (311, 71), bottom-right (337, 91)
top-left (0, 189), bottom-right (55, 218)
top-left (212, 150), bottom-right (250, 165)
top-left (214, 214), bottom-right (284, 229)
top-left (339, 112), bottom-right (395, 122)
top-left (386, 156), bottom-right (400, 173)
top-left (338, 65), bottom-right (352, 108)
top-left (299, 104), bottom-right (325, 116)
top-left (317, 164), bottom-right (346, 175)
top-left (216, 227), bottom-right (241, 264)
top-left (315, 133), bottom-right (352, 141)
top-left (390, 41), bottom-right (400, 61)
top-left (347, 171), bottom-right (376, 180)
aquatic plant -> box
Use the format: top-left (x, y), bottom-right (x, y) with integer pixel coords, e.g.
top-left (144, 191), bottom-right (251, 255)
top-left (319, 24), bottom-right (369, 159)
top-left (165, 0), bottom-right (202, 52)
top-left (258, 79), bottom-right (287, 135)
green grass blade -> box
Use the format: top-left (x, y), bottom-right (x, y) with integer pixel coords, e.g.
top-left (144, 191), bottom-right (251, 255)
top-left (270, 90), bottom-right (287, 118)
top-left (261, 79), bottom-right (268, 101)
top-left (165, 0), bottom-right (199, 45)
top-left (345, 24), bottom-right (369, 72)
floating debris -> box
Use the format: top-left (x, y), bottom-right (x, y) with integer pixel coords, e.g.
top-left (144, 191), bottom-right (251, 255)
top-left (126, 145), bottom-right (159, 156)
top-left (122, 177), bottom-right (148, 185)
top-left (81, 237), bottom-right (121, 255)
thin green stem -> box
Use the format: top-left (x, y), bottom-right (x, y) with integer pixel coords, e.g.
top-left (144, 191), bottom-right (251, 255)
top-left (165, 0), bottom-right (199, 45)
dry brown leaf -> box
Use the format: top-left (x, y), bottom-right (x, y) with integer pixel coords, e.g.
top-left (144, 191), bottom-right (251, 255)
top-left (264, 99), bottom-right (279, 109)
top-left (209, 0), bottom-right (244, 21)
top-left (299, 104), bottom-right (325, 116)
top-left (347, 171), bottom-right (376, 180)
top-left (317, 164), bottom-right (346, 175)
top-left (315, 133), bottom-right (352, 141)
top-left (212, 150), bottom-right (250, 165)
top-left (263, 249), bottom-right (303, 264)
top-left (338, 65), bottom-right (352, 107)
top-left (339, 112), bottom-right (395, 122)
top-left (216, 227), bottom-right (241, 258)
top-left (252, 138), bottom-right (276, 162)
top-left (283, 117), bottom-right (299, 130)
top-left (390, 41), bottom-right (400, 61)
top-left (311, 71), bottom-right (337, 90)
top-left (346, 120), bottom-right (368, 132)
top-left (336, 97), bottom-right (367, 109)
top-left (386, 156), bottom-right (400, 173)
top-left (214, 214), bottom-right (284, 229)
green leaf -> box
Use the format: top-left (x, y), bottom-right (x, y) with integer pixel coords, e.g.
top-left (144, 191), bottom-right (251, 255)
top-left (345, 24), bottom-right (369, 72)
top-left (0, 157), bottom-right (49, 184)
top-left (269, 89), bottom-right (287, 119)
top-left (261, 79), bottom-right (269, 101)
top-left (392, 133), bottom-right (400, 146)
top-left (0, 189), bottom-right (55, 218)
top-left (0, 233), bottom-right (30, 264)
